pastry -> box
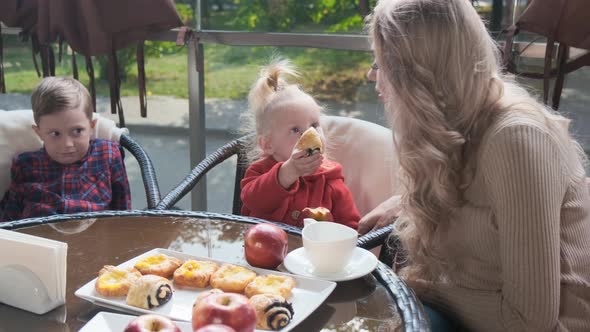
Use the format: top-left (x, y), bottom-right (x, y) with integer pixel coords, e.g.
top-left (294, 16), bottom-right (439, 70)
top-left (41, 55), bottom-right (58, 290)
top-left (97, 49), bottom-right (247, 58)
top-left (244, 274), bottom-right (296, 299)
top-left (95, 265), bottom-right (142, 297)
top-left (301, 207), bottom-right (334, 222)
top-left (295, 127), bottom-right (323, 156)
top-left (173, 260), bottom-right (219, 288)
top-left (126, 275), bottom-right (174, 309)
top-left (210, 263), bottom-right (257, 293)
top-left (134, 254), bottom-right (182, 278)
top-left (249, 294), bottom-right (294, 330)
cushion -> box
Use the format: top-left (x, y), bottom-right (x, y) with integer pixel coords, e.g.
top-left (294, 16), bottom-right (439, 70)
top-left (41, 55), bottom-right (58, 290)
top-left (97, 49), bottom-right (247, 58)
top-left (321, 115), bottom-right (400, 216)
top-left (0, 109), bottom-right (129, 196)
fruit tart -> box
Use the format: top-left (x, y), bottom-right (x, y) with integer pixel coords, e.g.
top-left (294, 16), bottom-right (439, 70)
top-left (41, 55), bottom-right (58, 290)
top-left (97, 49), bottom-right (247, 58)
top-left (210, 263), bottom-right (257, 293)
top-left (173, 260), bottom-right (219, 288)
top-left (134, 254), bottom-right (182, 278)
top-left (95, 265), bottom-right (142, 297)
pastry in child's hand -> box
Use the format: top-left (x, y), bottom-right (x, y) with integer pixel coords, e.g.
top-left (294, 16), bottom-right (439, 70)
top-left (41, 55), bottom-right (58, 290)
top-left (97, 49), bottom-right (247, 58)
top-left (301, 206), bottom-right (334, 222)
top-left (210, 263), bottom-right (257, 293)
top-left (295, 127), bottom-right (323, 156)
top-left (134, 254), bottom-right (182, 278)
top-left (249, 294), bottom-right (294, 330)
top-left (126, 275), bottom-right (174, 309)
top-left (173, 260), bottom-right (218, 288)
top-left (95, 265), bottom-right (142, 297)
top-left (244, 274), bottom-right (296, 299)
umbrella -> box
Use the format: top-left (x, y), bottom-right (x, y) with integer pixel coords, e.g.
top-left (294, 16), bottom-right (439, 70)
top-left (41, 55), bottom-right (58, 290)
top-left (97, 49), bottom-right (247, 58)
top-left (0, 0), bottom-right (183, 126)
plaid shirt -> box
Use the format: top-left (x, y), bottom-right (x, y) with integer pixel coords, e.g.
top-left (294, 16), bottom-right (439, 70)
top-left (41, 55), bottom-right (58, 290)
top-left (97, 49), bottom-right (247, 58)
top-left (0, 139), bottom-right (131, 221)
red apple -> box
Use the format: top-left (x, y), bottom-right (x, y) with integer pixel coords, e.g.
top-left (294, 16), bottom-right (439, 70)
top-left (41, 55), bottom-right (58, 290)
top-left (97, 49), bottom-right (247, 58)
top-left (194, 324), bottom-right (237, 332)
top-left (192, 292), bottom-right (256, 332)
top-left (244, 223), bottom-right (288, 269)
top-left (124, 314), bottom-right (181, 332)
top-left (193, 289), bottom-right (224, 308)
top-left (301, 207), bottom-right (334, 221)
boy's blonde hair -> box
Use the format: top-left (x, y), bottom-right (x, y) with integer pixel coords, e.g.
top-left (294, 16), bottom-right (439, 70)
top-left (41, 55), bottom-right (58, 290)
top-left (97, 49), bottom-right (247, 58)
top-left (242, 59), bottom-right (321, 162)
top-left (31, 76), bottom-right (93, 125)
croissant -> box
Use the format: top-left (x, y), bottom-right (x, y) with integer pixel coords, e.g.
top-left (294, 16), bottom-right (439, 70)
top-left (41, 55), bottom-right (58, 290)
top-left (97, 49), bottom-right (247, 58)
top-left (295, 127), bottom-right (323, 156)
top-left (126, 275), bottom-right (174, 309)
top-left (249, 294), bottom-right (294, 330)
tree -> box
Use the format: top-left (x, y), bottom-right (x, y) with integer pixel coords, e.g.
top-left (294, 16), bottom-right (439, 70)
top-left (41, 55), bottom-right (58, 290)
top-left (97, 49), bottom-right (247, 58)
top-left (227, 0), bottom-right (377, 32)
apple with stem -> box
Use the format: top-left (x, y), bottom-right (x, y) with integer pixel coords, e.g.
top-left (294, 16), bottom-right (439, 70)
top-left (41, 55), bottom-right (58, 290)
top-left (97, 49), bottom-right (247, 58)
top-left (124, 314), bottom-right (181, 332)
top-left (192, 292), bottom-right (256, 332)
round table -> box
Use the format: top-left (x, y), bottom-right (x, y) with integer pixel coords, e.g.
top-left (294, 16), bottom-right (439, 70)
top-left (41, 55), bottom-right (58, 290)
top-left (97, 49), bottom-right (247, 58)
top-left (0, 210), bottom-right (428, 331)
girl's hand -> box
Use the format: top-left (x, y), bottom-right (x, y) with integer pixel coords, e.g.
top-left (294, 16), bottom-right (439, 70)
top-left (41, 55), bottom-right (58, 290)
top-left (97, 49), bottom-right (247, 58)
top-left (278, 150), bottom-right (323, 189)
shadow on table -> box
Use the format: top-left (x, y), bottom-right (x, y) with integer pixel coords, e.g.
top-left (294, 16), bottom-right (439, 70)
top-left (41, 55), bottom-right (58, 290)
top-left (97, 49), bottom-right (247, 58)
top-left (0, 304), bottom-right (68, 332)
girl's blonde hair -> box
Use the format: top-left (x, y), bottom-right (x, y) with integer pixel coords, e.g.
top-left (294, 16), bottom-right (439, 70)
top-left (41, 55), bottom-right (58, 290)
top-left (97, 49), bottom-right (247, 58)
top-left (369, 0), bottom-right (586, 280)
top-left (242, 58), bottom-right (320, 163)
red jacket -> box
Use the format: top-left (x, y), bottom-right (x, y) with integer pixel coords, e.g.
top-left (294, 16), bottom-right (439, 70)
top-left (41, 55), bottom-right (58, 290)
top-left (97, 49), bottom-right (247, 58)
top-left (240, 156), bottom-right (360, 229)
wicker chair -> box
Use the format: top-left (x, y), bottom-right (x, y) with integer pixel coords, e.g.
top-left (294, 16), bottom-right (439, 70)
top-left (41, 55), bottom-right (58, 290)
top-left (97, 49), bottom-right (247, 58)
top-left (157, 116), bottom-right (401, 265)
top-left (156, 134), bottom-right (250, 214)
top-left (0, 110), bottom-right (161, 209)
top-left (118, 134), bottom-right (161, 209)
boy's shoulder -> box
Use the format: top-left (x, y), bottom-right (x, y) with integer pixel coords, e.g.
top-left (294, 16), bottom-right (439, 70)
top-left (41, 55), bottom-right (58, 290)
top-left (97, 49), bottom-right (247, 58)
top-left (92, 138), bottom-right (120, 149)
top-left (91, 138), bottom-right (122, 155)
top-left (14, 147), bottom-right (47, 164)
top-left (85, 139), bottom-right (123, 165)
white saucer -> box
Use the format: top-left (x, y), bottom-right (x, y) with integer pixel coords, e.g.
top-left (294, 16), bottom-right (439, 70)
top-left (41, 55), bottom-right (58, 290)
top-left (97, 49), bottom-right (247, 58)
top-left (283, 247), bottom-right (378, 282)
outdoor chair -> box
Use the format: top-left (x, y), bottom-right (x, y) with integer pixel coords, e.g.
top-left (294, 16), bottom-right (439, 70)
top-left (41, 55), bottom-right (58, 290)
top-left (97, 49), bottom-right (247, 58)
top-left (156, 115), bottom-right (401, 265)
top-left (0, 109), bottom-right (161, 209)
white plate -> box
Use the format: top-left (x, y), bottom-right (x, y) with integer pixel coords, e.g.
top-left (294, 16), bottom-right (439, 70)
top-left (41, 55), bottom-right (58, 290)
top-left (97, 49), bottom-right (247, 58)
top-left (80, 312), bottom-right (192, 332)
top-left (75, 248), bottom-right (336, 332)
top-left (283, 247), bottom-right (378, 282)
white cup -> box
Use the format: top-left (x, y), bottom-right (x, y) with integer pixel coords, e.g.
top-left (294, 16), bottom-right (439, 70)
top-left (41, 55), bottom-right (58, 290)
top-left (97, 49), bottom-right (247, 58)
top-left (302, 222), bottom-right (358, 275)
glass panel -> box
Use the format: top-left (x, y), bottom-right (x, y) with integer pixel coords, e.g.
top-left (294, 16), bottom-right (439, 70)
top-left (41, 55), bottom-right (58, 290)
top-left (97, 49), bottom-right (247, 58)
top-left (198, 0), bottom-right (375, 34)
top-left (0, 33), bottom-right (194, 210)
top-left (0, 34), bottom-right (95, 95)
top-left (203, 46), bottom-right (383, 213)
top-left (196, 1), bottom-right (517, 34)
top-left (204, 45), bottom-right (382, 122)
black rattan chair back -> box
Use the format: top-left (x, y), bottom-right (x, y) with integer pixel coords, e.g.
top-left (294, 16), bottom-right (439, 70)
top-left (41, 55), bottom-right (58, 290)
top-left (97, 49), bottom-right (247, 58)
top-left (156, 135), bottom-right (251, 213)
top-left (119, 134), bottom-right (161, 209)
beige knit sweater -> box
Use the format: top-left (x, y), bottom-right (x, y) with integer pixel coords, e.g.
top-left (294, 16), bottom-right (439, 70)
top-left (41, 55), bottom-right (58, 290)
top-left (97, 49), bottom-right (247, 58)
top-left (417, 113), bottom-right (590, 331)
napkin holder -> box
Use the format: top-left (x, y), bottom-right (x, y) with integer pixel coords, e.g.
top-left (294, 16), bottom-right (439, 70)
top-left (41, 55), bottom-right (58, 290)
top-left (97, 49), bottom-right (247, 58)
top-left (0, 228), bottom-right (67, 315)
top-left (0, 264), bottom-right (62, 315)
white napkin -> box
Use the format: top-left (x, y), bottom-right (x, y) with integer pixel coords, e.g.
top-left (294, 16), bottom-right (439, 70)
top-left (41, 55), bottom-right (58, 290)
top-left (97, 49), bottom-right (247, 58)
top-left (0, 229), bottom-right (67, 314)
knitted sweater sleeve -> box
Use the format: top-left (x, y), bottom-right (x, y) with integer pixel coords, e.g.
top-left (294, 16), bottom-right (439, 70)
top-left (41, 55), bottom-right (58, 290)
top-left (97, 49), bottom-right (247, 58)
top-left (480, 124), bottom-right (568, 331)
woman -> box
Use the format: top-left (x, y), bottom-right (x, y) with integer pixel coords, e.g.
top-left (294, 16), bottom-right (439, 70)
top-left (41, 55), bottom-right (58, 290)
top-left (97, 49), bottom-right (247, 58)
top-left (365, 0), bottom-right (590, 331)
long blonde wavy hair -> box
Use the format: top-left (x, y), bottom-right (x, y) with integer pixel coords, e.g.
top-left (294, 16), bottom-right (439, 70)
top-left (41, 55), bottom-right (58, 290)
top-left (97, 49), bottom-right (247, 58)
top-left (369, 0), bottom-right (585, 280)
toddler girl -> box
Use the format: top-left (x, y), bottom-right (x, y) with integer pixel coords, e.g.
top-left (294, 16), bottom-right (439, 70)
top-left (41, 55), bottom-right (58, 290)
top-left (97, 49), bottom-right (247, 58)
top-left (240, 59), bottom-right (360, 229)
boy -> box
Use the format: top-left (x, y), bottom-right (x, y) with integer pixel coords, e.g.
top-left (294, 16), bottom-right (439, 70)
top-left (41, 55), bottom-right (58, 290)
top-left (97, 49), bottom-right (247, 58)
top-left (0, 77), bottom-right (131, 221)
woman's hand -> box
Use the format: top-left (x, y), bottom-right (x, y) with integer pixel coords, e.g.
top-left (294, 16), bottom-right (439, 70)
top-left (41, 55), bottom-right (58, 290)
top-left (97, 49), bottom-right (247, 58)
top-left (358, 195), bottom-right (401, 235)
top-left (278, 150), bottom-right (323, 189)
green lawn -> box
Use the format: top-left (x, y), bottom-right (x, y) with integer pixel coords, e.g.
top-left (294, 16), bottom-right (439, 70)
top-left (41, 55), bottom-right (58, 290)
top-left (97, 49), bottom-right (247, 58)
top-left (2, 36), bottom-right (373, 102)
